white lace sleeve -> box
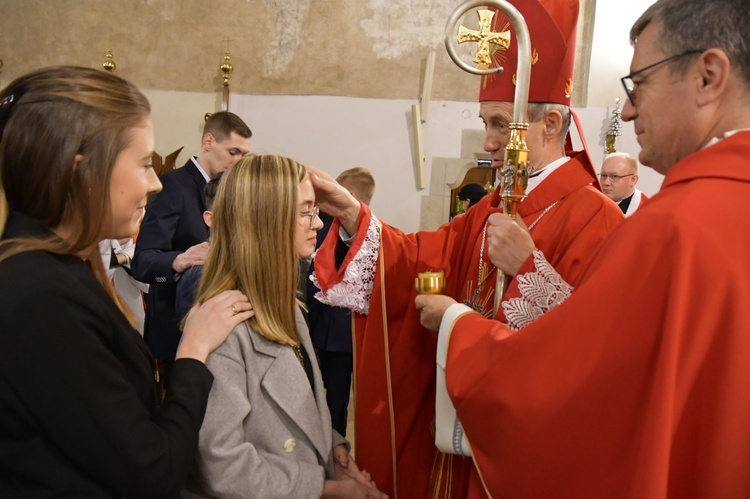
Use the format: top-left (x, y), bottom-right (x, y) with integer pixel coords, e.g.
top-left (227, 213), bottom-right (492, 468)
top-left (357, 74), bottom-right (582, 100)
top-left (309, 214), bottom-right (381, 315)
top-left (501, 250), bottom-right (573, 330)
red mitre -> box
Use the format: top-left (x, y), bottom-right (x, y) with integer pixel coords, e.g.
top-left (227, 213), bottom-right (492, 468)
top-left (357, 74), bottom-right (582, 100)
top-left (478, 0), bottom-right (579, 105)
top-left (476, 0), bottom-right (601, 188)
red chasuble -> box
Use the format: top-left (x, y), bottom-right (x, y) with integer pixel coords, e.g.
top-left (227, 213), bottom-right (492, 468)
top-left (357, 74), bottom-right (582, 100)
top-left (446, 131), bottom-right (750, 497)
top-left (315, 151), bottom-right (623, 498)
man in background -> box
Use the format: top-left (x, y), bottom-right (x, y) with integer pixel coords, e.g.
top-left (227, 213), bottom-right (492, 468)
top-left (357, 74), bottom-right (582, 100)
top-left (132, 112), bottom-right (251, 385)
top-left (174, 172), bottom-right (223, 320)
top-left (600, 152), bottom-right (649, 216)
top-left (307, 167), bottom-right (375, 437)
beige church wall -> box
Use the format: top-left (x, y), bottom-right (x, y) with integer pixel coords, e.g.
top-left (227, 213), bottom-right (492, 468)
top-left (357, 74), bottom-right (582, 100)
top-left (0, 0), bottom-right (616, 105)
top-left (587, 0), bottom-right (656, 108)
top-left (231, 94), bottom-right (483, 233)
top-left (213, 95), bottom-right (653, 233)
top-left (0, 0), bottom-right (482, 101)
top-left (142, 89), bottom-right (216, 161)
top-left (128, 88), bottom-right (484, 234)
top-left (0, 0), bottom-right (662, 233)
top-left (0, 86), bottom-right (658, 234)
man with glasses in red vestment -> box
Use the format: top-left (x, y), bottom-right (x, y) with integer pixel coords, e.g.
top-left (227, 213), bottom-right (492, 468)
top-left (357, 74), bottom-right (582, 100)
top-left (415, 0), bottom-right (750, 496)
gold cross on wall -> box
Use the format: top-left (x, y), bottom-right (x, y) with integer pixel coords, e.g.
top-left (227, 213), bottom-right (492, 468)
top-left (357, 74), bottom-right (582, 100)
top-left (457, 9), bottom-right (511, 70)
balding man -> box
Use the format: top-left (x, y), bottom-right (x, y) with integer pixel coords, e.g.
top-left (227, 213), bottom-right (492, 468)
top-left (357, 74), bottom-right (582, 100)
top-left (600, 152), bottom-right (649, 216)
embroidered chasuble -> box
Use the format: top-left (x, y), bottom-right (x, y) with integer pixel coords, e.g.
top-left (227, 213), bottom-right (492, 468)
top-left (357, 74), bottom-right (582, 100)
top-left (444, 131), bottom-right (750, 497)
top-left (313, 151), bottom-right (624, 498)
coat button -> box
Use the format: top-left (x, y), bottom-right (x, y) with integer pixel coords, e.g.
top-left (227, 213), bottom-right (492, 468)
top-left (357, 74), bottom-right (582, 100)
top-left (283, 438), bottom-right (296, 453)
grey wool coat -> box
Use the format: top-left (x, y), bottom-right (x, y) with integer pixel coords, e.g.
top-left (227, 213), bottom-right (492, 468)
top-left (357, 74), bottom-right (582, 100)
top-left (183, 307), bottom-right (347, 499)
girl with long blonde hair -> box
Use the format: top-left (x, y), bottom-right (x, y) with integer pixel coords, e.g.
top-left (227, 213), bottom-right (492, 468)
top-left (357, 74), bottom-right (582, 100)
top-left (185, 155), bottom-right (385, 498)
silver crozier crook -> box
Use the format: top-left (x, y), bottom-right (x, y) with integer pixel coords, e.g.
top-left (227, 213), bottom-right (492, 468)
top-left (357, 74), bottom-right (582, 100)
top-left (445, 0), bottom-right (532, 317)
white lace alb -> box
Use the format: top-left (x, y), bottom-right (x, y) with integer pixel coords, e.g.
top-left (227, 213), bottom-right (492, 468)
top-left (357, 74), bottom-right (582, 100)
top-left (310, 214), bottom-right (381, 315)
top-left (502, 250), bottom-right (573, 330)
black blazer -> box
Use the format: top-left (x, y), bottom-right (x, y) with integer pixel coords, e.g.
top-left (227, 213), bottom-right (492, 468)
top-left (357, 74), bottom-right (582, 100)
top-left (306, 214), bottom-right (353, 353)
top-left (0, 212), bottom-right (213, 498)
top-left (132, 159), bottom-right (209, 359)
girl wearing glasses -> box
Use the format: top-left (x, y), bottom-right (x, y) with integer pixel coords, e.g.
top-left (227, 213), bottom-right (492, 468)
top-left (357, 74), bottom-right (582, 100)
top-left (183, 155), bottom-right (385, 498)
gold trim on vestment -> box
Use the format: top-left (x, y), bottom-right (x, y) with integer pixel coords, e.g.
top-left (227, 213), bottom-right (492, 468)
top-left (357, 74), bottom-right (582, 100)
top-left (350, 299), bottom-right (357, 455)
top-left (468, 437), bottom-right (492, 498)
top-left (378, 223), bottom-right (399, 498)
top-left (431, 451), bottom-right (445, 497)
top-left (446, 315), bottom-right (493, 498)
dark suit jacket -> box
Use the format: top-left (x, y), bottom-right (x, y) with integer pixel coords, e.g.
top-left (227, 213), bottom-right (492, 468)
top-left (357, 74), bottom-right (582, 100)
top-left (132, 159), bottom-right (209, 359)
top-left (306, 213), bottom-right (353, 353)
top-left (175, 264), bottom-right (203, 320)
top-left (0, 212), bottom-right (213, 498)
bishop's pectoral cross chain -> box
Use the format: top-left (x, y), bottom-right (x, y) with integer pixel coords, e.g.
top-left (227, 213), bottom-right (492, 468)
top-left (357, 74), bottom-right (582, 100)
top-left (463, 199), bottom-right (560, 317)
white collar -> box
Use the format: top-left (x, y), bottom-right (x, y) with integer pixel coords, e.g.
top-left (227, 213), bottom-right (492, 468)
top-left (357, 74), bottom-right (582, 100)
top-left (624, 188), bottom-right (643, 218)
top-left (190, 156), bottom-right (211, 183)
top-left (703, 128), bottom-right (750, 149)
top-left (526, 156), bottom-right (570, 194)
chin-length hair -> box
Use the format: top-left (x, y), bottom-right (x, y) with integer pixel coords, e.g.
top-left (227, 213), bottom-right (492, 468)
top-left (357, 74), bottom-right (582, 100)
top-left (197, 154), bottom-right (308, 346)
top-left (0, 66), bottom-right (151, 324)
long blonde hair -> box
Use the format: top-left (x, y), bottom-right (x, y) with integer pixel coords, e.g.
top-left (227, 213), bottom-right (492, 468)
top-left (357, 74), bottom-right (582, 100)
top-left (0, 66), bottom-right (151, 323)
top-left (196, 155), bottom-right (308, 346)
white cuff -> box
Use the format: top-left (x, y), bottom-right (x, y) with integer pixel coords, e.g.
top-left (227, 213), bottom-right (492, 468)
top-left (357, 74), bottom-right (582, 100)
top-left (338, 226), bottom-right (356, 245)
top-left (502, 249), bottom-right (573, 330)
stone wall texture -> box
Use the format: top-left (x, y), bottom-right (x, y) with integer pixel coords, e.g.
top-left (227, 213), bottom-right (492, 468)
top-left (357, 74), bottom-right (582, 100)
top-left (0, 0), bottom-right (490, 100)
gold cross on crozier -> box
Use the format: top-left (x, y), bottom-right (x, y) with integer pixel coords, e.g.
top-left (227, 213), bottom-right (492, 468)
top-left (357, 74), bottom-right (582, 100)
top-left (457, 9), bottom-right (511, 69)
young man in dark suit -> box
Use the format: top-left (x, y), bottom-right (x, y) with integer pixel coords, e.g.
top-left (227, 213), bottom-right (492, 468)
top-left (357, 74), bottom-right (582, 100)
top-left (132, 112), bottom-right (251, 386)
top-left (306, 167), bottom-right (375, 436)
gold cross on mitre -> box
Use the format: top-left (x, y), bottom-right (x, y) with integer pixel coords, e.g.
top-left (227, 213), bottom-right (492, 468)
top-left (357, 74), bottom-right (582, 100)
top-left (457, 9), bottom-right (511, 70)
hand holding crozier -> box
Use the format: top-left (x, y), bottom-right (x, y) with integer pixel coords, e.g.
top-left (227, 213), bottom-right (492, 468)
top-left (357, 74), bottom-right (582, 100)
top-left (486, 213), bottom-right (534, 277)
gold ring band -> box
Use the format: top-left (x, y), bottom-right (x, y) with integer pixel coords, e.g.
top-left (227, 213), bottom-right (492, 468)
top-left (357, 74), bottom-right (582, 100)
top-left (231, 305), bottom-right (238, 316)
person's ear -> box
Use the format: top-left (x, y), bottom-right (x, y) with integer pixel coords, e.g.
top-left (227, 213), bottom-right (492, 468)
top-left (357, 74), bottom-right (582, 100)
top-left (70, 154), bottom-right (85, 185)
top-left (695, 48), bottom-right (731, 107)
top-left (72, 154), bottom-right (84, 170)
top-left (543, 110), bottom-right (563, 140)
top-left (202, 133), bottom-right (214, 151)
top-left (203, 210), bottom-right (213, 228)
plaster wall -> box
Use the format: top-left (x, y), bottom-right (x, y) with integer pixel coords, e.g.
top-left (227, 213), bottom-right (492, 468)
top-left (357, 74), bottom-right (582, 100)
top-left (142, 90), bottom-right (661, 233)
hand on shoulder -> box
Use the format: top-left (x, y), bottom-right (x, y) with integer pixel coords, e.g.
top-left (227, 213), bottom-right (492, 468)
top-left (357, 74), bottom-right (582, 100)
top-left (176, 290), bottom-right (254, 362)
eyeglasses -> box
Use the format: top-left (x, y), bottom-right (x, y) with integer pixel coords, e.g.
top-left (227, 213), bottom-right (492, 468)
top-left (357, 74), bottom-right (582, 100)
top-left (300, 205), bottom-right (320, 229)
top-left (599, 173), bottom-right (634, 182)
top-left (620, 49), bottom-right (704, 105)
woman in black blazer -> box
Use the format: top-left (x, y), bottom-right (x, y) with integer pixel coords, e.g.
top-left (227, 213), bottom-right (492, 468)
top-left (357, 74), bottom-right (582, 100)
top-left (0, 66), bottom-right (253, 498)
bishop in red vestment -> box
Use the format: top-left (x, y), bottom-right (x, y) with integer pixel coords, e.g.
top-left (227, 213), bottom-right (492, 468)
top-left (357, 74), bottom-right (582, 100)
top-left (417, 0), bottom-right (750, 496)
top-left (311, 1), bottom-right (624, 496)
